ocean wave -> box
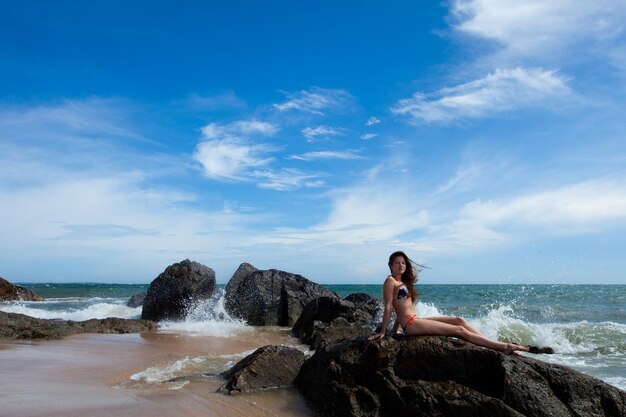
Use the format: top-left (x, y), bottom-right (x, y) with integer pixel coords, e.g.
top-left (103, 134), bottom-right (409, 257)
top-left (473, 305), bottom-right (626, 355)
top-left (0, 301), bottom-right (141, 320)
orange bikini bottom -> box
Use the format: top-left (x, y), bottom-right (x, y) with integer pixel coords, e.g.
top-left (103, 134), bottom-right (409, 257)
top-left (401, 314), bottom-right (417, 335)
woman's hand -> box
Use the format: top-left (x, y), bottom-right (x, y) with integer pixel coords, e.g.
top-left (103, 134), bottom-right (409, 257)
top-left (367, 333), bottom-right (385, 341)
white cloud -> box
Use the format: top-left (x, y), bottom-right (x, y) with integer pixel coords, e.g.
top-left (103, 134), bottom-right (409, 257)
top-left (252, 168), bottom-right (325, 191)
top-left (194, 119), bottom-right (279, 181)
top-left (361, 133), bottom-right (378, 140)
top-left (449, 0), bottom-right (626, 65)
top-left (365, 117), bottom-right (380, 126)
top-left (273, 87), bottom-right (355, 115)
top-left (201, 120), bottom-right (278, 140)
top-left (0, 98), bottom-right (152, 145)
top-left (194, 138), bottom-right (274, 181)
top-left (288, 150), bottom-right (365, 161)
top-left (459, 178), bottom-right (626, 232)
top-left (301, 125), bottom-right (343, 141)
top-left (407, 176), bottom-right (626, 253)
top-left (391, 67), bottom-right (571, 123)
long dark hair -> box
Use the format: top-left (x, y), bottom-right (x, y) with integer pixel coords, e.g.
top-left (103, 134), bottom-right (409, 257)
top-left (388, 250), bottom-right (424, 303)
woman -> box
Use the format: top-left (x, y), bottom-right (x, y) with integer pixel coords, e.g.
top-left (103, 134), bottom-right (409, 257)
top-left (368, 251), bottom-right (529, 355)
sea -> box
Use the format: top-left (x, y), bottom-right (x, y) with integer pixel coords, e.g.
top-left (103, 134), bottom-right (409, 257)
top-left (2, 283), bottom-right (625, 392)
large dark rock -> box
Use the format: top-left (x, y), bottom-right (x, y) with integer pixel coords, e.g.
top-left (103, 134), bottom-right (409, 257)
top-left (0, 277), bottom-right (44, 301)
top-left (141, 259), bottom-right (216, 321)
top-left (224, 264), bottom-right (337, 326)
top-left (292, 295), bottom-right (380, 349)
top-left (296, 336), bottom-right (626, 417)
top-left (0, 311), bottom-right (157, 340)
top-left (219, 345), bottom-right (305, 394)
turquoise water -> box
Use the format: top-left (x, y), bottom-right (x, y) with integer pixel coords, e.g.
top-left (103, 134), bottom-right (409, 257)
top-left (3, 283), bottom-right (625, 391)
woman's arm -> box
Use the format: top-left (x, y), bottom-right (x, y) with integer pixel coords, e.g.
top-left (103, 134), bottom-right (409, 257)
top-left (368, 276), bottom-right (395, 340)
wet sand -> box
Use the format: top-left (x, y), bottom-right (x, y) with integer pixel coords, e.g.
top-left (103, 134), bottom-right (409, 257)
top-left (0, 328), bottom-right (314, 417)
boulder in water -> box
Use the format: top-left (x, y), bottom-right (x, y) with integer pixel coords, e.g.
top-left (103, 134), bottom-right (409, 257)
top-left (219, 345), bottom-right (305, 394)
top-left (224, 263), bottom-right (337, 326)
top-left (141, 259), bottom-right (216, 321)
top-left (0, 277), bottom-right (44, 301)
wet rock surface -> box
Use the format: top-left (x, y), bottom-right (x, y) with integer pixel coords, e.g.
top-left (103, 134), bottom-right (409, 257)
top-left (0, 277), bottom-right (44, 301)
top-left (220, 345), bottom-right (305, 394)
top-left (224, 263), bottom-right (337, 326)
top-left (142, 259), bottom-right (216, 321)
top-left (296, 335), bottom-right (626, 417)
top-left (292, 294), bottom-right (380, 349)
top-left (126, 292), bottom-right (146, 308)
top-left (0, 310), bottom-right (157, 340)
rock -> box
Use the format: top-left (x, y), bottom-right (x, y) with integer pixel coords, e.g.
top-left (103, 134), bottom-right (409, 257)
top-left (126, 292), bottom-right (146, 308)
top-left (141, 259), bottom-right (216, 321)
top-left (219, 345), bottom-right (305, 394)
top-left (296, 336), bottom-right (626, 417)
top-left (224, 264), bottom-right (337, 326)
top-left (527, 345), bottom-right (554, 354)
top-left (224, 262), bottom-right (258, 297)
top-left (0, 277), bottom-right (44, 301)
top-left (344, 292), bottom-right (382, 317)
top-left (0, 311), bottom-right (157, 340)
top-left (292, 295), bottom-right (378, 349)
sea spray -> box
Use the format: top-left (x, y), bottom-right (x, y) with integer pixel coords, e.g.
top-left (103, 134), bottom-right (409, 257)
top-left (158, 288), bottom-right (251, 337)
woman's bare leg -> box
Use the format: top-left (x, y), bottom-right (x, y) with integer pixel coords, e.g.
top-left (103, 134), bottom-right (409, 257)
top-left (423, 316), bottom-right (482, 335)
top-left (405, 318), bottom-right (528, 354)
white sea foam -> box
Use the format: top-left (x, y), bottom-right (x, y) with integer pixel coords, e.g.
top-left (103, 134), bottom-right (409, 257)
top-left (127, 349), bottom-right (259, 389)
top-left (130, 356), bottom-right (208, 384)
top-left (470, 305), bottom-right (626, 355)
top-left (416, 301), bottom-right (443, 318)
top-left (0, 301), bottom-right (141, 320)
top-left (158, 290), bottom-right (251, 337)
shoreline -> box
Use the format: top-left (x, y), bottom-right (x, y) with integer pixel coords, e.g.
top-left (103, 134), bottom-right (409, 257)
top-left (0, 330), bottom-right (314, 417)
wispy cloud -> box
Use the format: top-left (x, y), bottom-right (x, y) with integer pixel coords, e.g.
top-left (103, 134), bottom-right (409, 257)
top-left (449, 0), bottom-right (626, 67)
top-left (288, 150), bottom-right (365, 161)
top-left (252, 168), bottom-right (325, 191)
top-left (194, 119), bottom-right (327, 190)
top-left (201, 120), bottom-right (278, 140)
top-left (273, 87), bottom-right (355, 115)
top-left (365, 117), bottom-right (380, 126)
top-left (0, 98), bottom-right (152, 145)
top-left (392, 67), bottom-right (571, 124)
top-left (361, 133), bottom-right (378, 140)
top-left (458, 177), bottom-right (626, 233)
top-left (301, 125), bottom-right (344, 141)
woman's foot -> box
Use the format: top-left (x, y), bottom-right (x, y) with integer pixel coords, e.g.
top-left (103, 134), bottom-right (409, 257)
top-left (503, 343), bottom-right (530, 355)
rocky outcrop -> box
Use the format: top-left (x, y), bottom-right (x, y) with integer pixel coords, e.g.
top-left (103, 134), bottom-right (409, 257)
top-left (292, 294), bottom-right (380, 349)
top-left (0, 310), bottom-right (157, 340)
top-left (0, 277), bottom-right (44, 301)
top-left (224, 263), bottom-right (337, 326)
top-left (126, 292), bottom-right (146, 308)
top-left (142, 259), bottom-right (216, 321)
top-left (219, 345), bottom-right (305, 394)
top-left (296, 336), bottom-right (626, 417)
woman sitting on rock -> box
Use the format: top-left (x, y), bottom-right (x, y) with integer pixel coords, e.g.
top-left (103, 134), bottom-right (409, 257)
top-left (368, 251), bottom-right (529, 355)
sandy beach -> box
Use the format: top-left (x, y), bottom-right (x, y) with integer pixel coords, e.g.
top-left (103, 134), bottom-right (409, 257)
top-left (0, 329), bottom-right (313, 417)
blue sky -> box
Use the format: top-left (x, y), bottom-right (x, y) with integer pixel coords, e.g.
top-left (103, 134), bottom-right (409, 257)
top-left (1, 1), bottom-right (626, 284)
